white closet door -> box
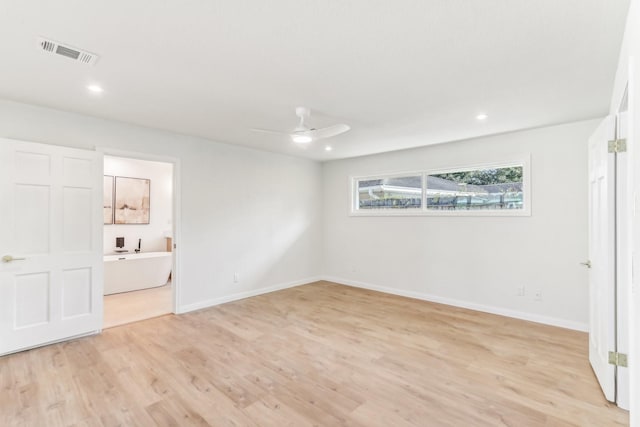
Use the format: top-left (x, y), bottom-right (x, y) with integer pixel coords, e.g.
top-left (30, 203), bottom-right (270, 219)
top-left (587, 116), bottom-right (616, 402)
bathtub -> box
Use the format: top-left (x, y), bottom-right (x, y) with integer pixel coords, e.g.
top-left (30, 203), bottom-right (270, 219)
top-left (103, 251), bottom-right (172, 295)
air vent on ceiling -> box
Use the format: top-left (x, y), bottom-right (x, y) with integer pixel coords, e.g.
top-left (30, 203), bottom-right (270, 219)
top-left (37, 37), bottom-right (99, 65)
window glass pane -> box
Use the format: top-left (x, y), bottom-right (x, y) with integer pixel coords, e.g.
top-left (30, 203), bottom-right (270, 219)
top-left (357, 175), bottom-right (422, 209)
top-left (426, 166), bottom-right (523, 211)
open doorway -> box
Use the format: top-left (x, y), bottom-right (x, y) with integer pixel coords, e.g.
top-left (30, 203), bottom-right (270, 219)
top-left (102, 154), bottom-right (176, 328)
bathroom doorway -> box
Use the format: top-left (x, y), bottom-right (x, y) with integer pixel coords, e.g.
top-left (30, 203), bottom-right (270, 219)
top-left (102, 152), bottom-right (179, 328)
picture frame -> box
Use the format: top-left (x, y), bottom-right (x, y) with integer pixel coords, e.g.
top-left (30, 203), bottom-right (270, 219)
top-left (114, 176), bottom-right (151, 224)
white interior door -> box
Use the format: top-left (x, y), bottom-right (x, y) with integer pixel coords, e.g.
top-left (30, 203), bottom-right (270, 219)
top-left (630, 55), bottom-right (640, 427)
top-left (615, 111), bottom-right (630, 410)
top-left (0, 138), bottom-right (103, 355)
top-left (588, 115), bottom-right (616, 402)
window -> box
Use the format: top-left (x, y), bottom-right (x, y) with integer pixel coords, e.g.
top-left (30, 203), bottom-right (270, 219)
top-left (355, 174), bottom-right (422, 210)
top-left (351, 157), bottom-right (530, 216)
top-left (426, 165), bottom-right (524, 211)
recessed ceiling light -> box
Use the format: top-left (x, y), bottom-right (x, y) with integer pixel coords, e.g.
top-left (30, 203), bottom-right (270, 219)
top-left (325, 146), bottom-right (333, 151)
top-left (476, 113), bottom-right (488, 121)
top-left (87, 84), bottom-right (104, 93)
top-left (292, 135), bottom-right (312, 144)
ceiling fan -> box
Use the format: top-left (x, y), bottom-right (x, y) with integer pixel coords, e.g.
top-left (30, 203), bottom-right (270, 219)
top-left (252, 107), bottom-right (350, 144)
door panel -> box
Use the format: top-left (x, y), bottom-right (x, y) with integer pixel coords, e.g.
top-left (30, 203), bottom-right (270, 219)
top-left (588, 116), bottom-right (616, 402)
top-left (62, 268), bottom-right (92, 318)
top-left (0, 138), bottom-right (103, 355)
top-left (63, 187), bottom-right (93, 251)
top-left (15, 184), bottom-right (50, 254)
top-left (15, 272), bottom-right (50, 328)
top-left (15, 151), bottom-right (50, 181)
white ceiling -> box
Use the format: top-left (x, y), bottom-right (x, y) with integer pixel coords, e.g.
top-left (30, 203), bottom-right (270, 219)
top-left (0, 1), bottom-right (629, 161)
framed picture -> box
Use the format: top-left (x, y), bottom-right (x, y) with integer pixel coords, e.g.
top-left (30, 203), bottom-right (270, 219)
top-left (103, 175), bottom-right (114, 225)
top-left (114, 176), bottom-right (150, 224)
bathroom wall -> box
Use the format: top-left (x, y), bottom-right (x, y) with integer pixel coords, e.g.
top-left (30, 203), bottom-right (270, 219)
top-left (103, 156), bottom-right (173, 254)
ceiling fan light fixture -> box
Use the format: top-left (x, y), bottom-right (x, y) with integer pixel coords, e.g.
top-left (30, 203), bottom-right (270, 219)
top-left (252, 107), bottom-right (349, 145)
top-left (292, 134), bottom-right (312, 144)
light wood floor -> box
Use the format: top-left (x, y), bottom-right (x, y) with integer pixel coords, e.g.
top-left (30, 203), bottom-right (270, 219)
top-left (103, 283), bottom-right (172, 329)
top-left (0, 281), bottom-right (628, 426)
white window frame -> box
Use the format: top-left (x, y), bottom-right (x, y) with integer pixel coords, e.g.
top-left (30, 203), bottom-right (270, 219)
top-left (350, 155), bottom-right (531, 217)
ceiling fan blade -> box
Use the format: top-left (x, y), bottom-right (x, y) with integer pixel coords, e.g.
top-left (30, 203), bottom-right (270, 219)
top-left (298, 124), bottom-right (351, 140)
top-left (251, 128), bottom-right (290, 136)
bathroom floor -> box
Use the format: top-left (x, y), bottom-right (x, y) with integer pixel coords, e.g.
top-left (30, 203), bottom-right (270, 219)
top-left (103, 282), bottom-right (172, 329)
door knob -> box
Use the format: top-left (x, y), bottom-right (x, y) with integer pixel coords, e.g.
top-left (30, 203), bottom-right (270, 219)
top-left (580, 260), bottom-right (592, 268)
top-left (2, 255), bottom-right (26, 263)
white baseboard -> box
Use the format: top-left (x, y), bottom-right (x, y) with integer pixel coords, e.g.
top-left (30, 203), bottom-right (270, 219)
top-left (322, 276), bottom-right (588, 332)
top-left (175, 275), bottom-right (588, 332)
top-left (177, 276), bottom-right (323, 314)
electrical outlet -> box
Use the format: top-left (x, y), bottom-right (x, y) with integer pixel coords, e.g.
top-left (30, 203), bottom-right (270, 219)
top-left (233, 272), bottom-right (239, 283)
top-left (516, 286), bottom-right (525, 297)
top-left (534, 289), bottom-right (542, 301)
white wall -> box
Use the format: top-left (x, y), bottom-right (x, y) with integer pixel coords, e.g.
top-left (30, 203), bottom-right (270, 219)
top-left (0, 99), bottom-right (323, 311)
top-left (104, 156), bottom-right (173, 254)
top-left (323, 119), bottom-right (599, 330)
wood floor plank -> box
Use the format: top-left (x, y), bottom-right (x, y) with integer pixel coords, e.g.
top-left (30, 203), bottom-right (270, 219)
top-left (0, 281), bottom-right (629, 426)
top-left (145, 395), bottom-right (211, 427)
top-left (103, 283), bottom-right (172, 329)
top-left (244, 393), bottom-right (317, 427)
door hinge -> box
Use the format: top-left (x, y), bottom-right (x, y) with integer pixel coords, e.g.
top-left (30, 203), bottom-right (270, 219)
top-left (608, 351), bottom-right (628, 367)
top-left (608, 139), bottom-right (627, 153)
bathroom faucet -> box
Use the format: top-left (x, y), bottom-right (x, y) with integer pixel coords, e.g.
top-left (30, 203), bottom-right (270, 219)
top-left (135, 238), bottom-right (141, 253)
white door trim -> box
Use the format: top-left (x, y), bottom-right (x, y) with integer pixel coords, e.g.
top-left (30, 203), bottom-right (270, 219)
top-left (96, 147), bottom-right (182, 314)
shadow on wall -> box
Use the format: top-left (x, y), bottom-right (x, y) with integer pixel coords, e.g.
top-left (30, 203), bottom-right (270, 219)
top-left (212, 208), bottom-right (316, 295)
